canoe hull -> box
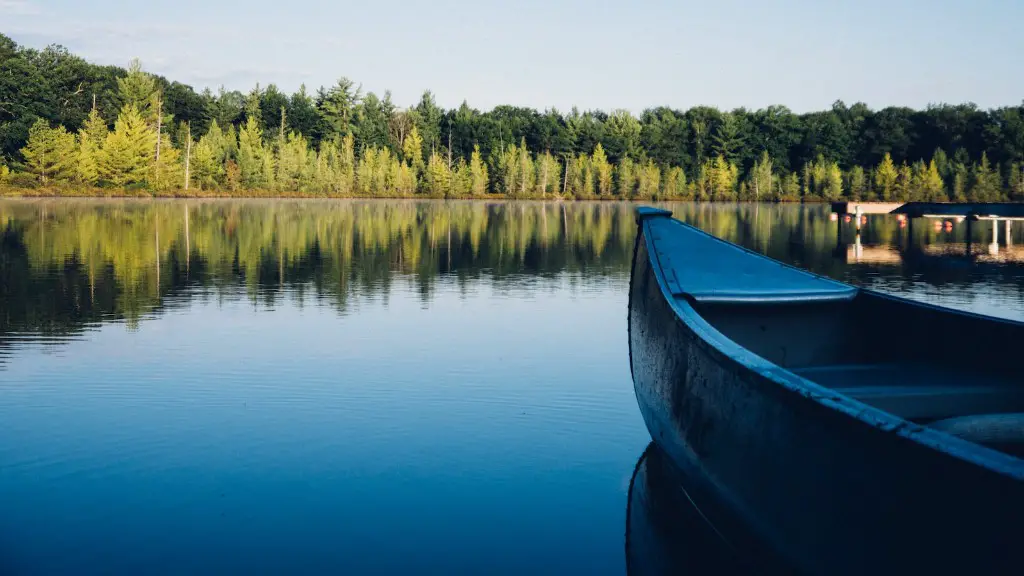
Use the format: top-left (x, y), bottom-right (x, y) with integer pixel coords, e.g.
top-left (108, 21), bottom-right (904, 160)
top-left (628, 218), bottom-right (1021, 574)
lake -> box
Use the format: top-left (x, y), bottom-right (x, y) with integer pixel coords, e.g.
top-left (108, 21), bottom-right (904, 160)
top-left (2, 199), bottom-right (1024, 574)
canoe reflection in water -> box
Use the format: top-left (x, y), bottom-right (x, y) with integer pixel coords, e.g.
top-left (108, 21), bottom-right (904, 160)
top-left (625, 443), bottom-right (769, 575)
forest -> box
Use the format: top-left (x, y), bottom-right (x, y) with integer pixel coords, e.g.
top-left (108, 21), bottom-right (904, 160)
top-left (2, 33), bottom-right (1023, 201)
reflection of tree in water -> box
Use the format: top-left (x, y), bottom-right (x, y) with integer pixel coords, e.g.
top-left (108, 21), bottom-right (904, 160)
top-left (5, 200), bottom-right (1024, 354)
top-left (0, 200), bottom-right (638, 339)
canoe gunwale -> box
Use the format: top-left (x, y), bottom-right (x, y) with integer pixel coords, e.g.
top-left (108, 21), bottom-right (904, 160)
top-left (632, 208), bottom-right (1024, 480)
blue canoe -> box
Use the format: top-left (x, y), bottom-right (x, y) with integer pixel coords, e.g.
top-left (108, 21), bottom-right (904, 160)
top-left (629, 207), bottom-right (1023, 574)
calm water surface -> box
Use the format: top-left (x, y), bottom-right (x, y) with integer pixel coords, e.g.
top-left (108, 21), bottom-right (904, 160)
top-left (2, 200), bottom-right (1024, 574)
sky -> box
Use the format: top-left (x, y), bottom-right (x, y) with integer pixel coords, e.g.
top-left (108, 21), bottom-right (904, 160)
top-left (3, 0), bottom-right (1023, 113)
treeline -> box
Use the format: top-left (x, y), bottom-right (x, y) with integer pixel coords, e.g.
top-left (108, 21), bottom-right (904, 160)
top-left (2, 34), bottom-right (1024, 201)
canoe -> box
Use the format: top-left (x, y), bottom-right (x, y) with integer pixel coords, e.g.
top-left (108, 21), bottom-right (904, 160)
top-left (628, 207), bottom-right (1023, 575)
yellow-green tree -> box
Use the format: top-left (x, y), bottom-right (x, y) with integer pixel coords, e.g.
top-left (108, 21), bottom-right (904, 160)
top-left (151, 132), bottom-right (182, 190)
top-left (20, 119), bottom-right (77, 183)
top-left (237, 115), bottom-right (268, 188)
top-left (874, 153), bottom-right (898, 200)
top-left (749, 151), bottom-right (773, 200)
top-left (534, 151), bottom-right (559, 198)
top-left (592, 143), bottom-right (613, 196)
top-left (276, 132), bottom-right (311, 191)
top-left (616, 157), bottom-right (636, 198)
top-left (99, 105), bottom-right (155, 187)
top-left (636, 160), bottom-right (661, 199)
top-left (403, 126), bottom-right (424, 172)
top-left (711, 155), bottom-right (738, 200)
top-left (76, 107), bottom-right (108, 185)
top-left (469, 145), bottom-right (488, 196)
top-left (663, 166), bottom-right (687, 198)
top-left (822, 161), bottom-right (843, 200)
top-left (425, 151), bottom-right (451, 197)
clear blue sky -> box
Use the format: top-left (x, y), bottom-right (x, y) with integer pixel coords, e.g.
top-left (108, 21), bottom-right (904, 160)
top-left (3, 0), bottom-right (1022, 113)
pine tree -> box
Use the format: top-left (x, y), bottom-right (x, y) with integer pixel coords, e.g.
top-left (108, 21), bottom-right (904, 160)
top-left (534, 152), bottom-right (560, 198)
top-left (99, 104), bottom-right (155, 187)
top-left (276, 132), bottom-right (311, 191)
top-left (149, 132), bottom-right (182, 190)
top-left (749, 151), bottom-right (773, 200)
top-left (237, 115), bottom-right (268, 188)
top-left (712, 155), bottom-right (738, 200)
top-left (636, 160), bottom-right (661, 199)
top-left (968, 153), bottom-right (1002, 201)
top-left (117, 59), bottom-right (160, 121)
top-left (76, 106), bottom-right (108, 185)
top-left (1010, 162), bottom-right (1024, 201)
top-left (402, 126), bottom-right (424, 172)
top-left (516, 140), bottom-right (535, 197)
top-left (617, 157), bottom-right (636, 198)
top-left (894, 163), bottom-right (912, 201)
top-left (663, 166), bottom-right (687, 199)
top-left (469, 145), bottom-right (488, 196)
top-left (20, 119), bottom-right (77, 183)
top-left (425, 151), bottom-right (451, 197)
top-left (780, 172), bottom-right (801, 201)
top-left (591, 143), bottom-right (613, 196)
top-left (822, 161), bottom-right (843, 200)
top-left (77, 132), bottom-right (100, 185)
top-left (874, 153), bottom-right (898, 200)
top-left (913, 160), bottom-right (945, 201)
top-left (846, 166), bottom-right (866, 200)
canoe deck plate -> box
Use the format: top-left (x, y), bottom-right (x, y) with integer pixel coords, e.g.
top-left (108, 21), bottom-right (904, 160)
top-left (647, 217), bottom-right (857, 304)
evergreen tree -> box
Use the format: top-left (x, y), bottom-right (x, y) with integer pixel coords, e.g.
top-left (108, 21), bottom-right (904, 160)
top-left (276, 132), bottom-right (311, 191)
top-left (117, 59), bottom-right (160, 121)
top-left (711, 155), bottom-right (738, 200)
top-left (1010, 162), bottom-right (1024, 201)
top-left (516, 141), bottom-right (535, 197)
top-left (99, 104), bottom-right (154, 186)
top-left (969, 153), bottom-right (1002, 201)
top-left (237, 115), bottom-right (268, 188)
top-left (846, 166), bottom-right (866, 200)
top-left (663, 166), bottom-right (687, 199)
top-left (403, 126), bottom-right (424, 172)
top-left (469, 145), bottom-right (488, 196)
top-left (617, 157), bottom-right (637, 198)
top-left (191, 134), bottom-right (221, 189)
top-left (591, 143), bottom-right (613, 196)
top-left (874, 153), bottom-right (898, 200)
top-left (77, 132), bottom-right (100, 185)
top-left (20, 119), bottom-right (77, 183)
top-left (425, 151), bottom-right (451, 197)
top-left (712, 112), bottom-right (745, 163)
top-left (749, 151), bottom-right (773, 200)
top-left (819, 161), bottom-right (842, 200)
top-left (534, 152), bottom-right (560, 198)
top-left (317, 78), bottom-right (360, 139)
top-left (636, 160), bottom-right (661, 199)
top-left (151, 132), bottom-right (182, 190)
top-left (912, 160), bottom-right (944, 201)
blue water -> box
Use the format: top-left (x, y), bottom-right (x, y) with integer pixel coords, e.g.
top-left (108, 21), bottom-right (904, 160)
top-left (2, 200), bottom-right (1024, 574)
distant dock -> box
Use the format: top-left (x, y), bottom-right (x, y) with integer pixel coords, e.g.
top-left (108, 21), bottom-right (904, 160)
top-left (892, 202), bottom-right (1024, 221)
top-left (831, 202), bottom-right (903, 216)
top-left (831, 201), bottom-right (1024, 221)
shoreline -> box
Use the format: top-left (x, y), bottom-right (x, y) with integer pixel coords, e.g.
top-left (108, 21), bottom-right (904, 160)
top-left (0, 186), bottom-right (833, 203)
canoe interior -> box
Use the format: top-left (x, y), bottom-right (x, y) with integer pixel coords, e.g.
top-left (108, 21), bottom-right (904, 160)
top-left (692, 292), bottom-right (1024, 428)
